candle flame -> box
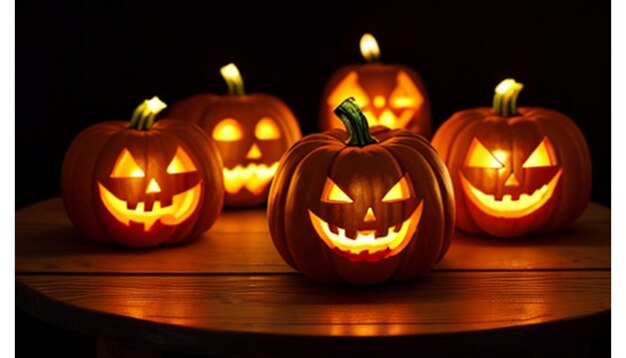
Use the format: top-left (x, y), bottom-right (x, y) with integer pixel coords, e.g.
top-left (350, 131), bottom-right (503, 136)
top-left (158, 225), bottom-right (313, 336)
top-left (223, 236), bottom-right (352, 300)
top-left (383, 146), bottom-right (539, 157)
top-left (360, 33), bottom-right (380, 62)
top-left (495, 78), bottom-right (523, 95)
top-left (220, 63), bottom-right (245, 95)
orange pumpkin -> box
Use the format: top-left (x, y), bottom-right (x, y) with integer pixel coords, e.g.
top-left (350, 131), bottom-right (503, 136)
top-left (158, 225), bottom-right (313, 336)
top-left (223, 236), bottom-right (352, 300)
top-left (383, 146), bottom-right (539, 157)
top-left (268, 97), bottom-right (454, 285)
top-left (169, 64), bottom-right (302, 208)
top-left (319, 33), bottom-right (431, 136)
top-left (62, 97), bottom-right (224, 247)
top-left (431, 79), bottom-right (592, 237)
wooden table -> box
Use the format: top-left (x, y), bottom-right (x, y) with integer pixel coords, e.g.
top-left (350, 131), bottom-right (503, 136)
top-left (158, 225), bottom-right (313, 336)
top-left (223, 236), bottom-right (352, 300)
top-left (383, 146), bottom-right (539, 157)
top-left (16, 198), bottom-right (611, 357)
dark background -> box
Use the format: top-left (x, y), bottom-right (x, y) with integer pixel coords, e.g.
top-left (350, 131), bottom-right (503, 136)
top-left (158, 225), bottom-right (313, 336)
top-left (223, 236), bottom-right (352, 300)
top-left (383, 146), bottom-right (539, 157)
top-left (16, 0), bottom-right (610, 356)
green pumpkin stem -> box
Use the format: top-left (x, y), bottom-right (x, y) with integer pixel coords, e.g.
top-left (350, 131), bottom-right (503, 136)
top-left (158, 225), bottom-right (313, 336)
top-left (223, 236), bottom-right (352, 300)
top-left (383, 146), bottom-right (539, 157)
top-left (333, 97), bottom-right (378, 147)
top-left (129, 96), bottom-right (167, 130)
top-left (492, 78), bottom-right (524, 117)
top-left (220, 63), bottom-right (245, 95)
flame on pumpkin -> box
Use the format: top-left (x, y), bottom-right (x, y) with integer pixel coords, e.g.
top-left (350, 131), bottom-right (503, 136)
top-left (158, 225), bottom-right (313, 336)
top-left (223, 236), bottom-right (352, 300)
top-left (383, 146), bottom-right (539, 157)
top-left (220, 63), bottom-right (245, 95)
top-left (360, 33), bottom-right (380, 62)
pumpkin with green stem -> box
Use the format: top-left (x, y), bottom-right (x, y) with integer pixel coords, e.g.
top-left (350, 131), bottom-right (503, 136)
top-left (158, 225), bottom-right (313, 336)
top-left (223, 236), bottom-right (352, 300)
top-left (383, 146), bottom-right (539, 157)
top-left (62, 97), bottom-right (224, 247)
top-left (268, 97), bottom-right (454, 285)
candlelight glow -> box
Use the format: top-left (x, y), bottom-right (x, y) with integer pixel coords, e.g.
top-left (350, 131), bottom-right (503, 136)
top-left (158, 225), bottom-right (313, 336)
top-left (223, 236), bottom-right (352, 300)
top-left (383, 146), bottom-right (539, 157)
top-left (360, 33), bottom-right (380, 62)
top-left (220, 63), bottom-right (245, 94)
top-left (460, 170), bottom-right (562, 218)
top-left (308, 201), bottom-right (423, 261)
top-left (223, 162), bottom-right (279, 195)
top-left (212, 118), bottom-right (243, 141)
top-left (110, 149), bottom-right (145, 178)
top-left (98, 181), bottom-right (202, 231)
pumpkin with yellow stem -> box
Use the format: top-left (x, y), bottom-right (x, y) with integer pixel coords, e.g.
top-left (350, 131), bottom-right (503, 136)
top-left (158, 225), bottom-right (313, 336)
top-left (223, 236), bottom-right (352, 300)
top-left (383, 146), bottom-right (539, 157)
top-left (169, 63), bottom-right (302, 208)
top-left (431, 79), bottom-right (592, 237)
top-left (62, 97), bottom-right (224, 247)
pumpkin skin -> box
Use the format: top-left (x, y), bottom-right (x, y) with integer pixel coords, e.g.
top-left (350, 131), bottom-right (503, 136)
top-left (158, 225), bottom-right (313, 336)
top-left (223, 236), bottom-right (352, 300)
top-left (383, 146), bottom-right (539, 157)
top-left (62, 99), bottom-right (224, 247)
top-left (431, 80), bottom-right (591, 237)
top-left (170, 94), bottom-right (301, 208)
top-left (268, 98), bottom-right (454, 285)
top-left (319, 34), bottom-right (431, 136)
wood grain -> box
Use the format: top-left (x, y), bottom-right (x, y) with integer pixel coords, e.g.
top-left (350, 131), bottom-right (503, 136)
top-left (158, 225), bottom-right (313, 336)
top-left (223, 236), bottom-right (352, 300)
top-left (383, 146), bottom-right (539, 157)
top-left (17, 272), bottom-right (610, 356)
top-left (16, 198), bottom-right (610, 274)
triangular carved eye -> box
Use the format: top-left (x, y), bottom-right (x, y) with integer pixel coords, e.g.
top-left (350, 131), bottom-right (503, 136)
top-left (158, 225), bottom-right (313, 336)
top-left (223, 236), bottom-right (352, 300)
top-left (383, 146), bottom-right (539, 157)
top-left (111, 148), bottom-right (145, 178)
top-left (167, 147), bottom-right (197, 174)
top-left (321, 178), bottom-right (353, 203)
top-left (465, 138), bottom-right (504, 168)
top-left (523, 138), bottom-right (556, 168)
top-left (389, 71), bottom-right (422, 109)
top-left (327, 71), bottom-right (370, 109)
top-left (382, 174), bottom-right (413, 202)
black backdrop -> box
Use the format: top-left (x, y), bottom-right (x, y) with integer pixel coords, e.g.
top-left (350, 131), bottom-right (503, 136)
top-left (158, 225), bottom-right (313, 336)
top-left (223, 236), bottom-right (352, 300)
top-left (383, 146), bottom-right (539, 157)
top-left (15, 0), bottom-right (611, 355)
top-left (17, 0), bottom-right (610, 209)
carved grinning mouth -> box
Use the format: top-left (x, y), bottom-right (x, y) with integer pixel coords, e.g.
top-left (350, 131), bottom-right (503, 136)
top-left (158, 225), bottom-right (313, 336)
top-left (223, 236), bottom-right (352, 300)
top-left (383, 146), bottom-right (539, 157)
top-left (361, 109), bottom-right (414, 129)
top-left (98, 182), bottom-right (202, 231)
top-left (223, 162), bottom-right (279, 195)
top-left (460, 169), bottom-right (563, 218)
top-left (307, 201), bottom-right (423, 261)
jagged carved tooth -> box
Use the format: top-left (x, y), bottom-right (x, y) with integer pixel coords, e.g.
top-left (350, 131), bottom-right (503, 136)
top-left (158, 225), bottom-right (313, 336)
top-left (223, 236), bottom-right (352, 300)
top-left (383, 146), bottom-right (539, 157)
top-left (161, 196), bottom-right (173, 207)
top-left (126, 200), bottom-right (139, 210)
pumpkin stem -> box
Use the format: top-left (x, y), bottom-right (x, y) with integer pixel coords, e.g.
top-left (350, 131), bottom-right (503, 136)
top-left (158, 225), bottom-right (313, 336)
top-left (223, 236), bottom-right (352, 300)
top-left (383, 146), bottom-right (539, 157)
top-left (333, 97), bottom-right (378, 147)
top-left (220, 63), bottom-right (245, 95)
top-left (492, 78), bottom-right (524, 117)
top-left (129, 96), bottom-right (167, 130)
top-left (360, 33), bottom-right (381, 63)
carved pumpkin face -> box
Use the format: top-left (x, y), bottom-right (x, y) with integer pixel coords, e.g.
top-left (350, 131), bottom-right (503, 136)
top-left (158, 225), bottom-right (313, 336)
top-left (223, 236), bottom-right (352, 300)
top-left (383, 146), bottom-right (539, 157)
top-left (327, 69), bottom-right (423, 129)
top-left (319, 34), bottom-right (431, 136)
top-left (460, 136), bottom-right (563, 219)
top-left (168, 63), bottom-right (302, 207)
top-left (97, 145), bottom-right (203, 232)
top-left (211, 115), bottom-right (284, 197)
top-left (268, 98), bottom-right (454, 285)
top-left (62, 99), bottom-right (224, 247)
top-left (431, 79), bottom-right (591, 237)
top-left (308, 173), bottom-right (424, 262)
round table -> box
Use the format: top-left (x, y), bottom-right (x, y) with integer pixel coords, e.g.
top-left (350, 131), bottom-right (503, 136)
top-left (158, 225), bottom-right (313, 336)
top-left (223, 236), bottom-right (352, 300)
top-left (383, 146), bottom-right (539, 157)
top-left (16, 198), bottom-right (610, 357)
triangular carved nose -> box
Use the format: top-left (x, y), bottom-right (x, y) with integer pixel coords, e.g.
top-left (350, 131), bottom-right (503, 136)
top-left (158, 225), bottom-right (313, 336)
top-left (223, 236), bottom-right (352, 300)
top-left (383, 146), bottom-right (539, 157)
top-left (246, 143), bottom-right (262, 159)
top-left (505, 173), bottom-right (520, 187)
top-left (363, 207), bottom-right (377, 222)
top-left (146, 178), bottom-right (161, 193)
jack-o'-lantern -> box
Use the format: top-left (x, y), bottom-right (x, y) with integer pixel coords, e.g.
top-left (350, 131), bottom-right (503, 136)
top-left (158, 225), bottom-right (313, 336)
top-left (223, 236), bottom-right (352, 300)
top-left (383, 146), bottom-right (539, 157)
top-left (432, 79), bottom-right (592, 237)
top-left (319, 33), bottom-right (432, 137)
top-left (268, 97), bottom-right (454, 285)
top-left (168, 63), bottom-right (302, 207)
top-left (62, 97), bottom-right (224, 247)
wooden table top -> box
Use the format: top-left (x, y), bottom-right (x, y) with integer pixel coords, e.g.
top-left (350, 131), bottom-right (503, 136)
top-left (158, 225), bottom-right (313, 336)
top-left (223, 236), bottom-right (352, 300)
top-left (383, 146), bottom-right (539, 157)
top-left (16, 198), bottom-right (611, 356)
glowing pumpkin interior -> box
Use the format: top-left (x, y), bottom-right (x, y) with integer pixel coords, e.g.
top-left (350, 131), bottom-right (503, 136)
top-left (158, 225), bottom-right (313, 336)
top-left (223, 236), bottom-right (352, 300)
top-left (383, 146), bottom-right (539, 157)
top-left (327, 70), bottom-right (424, 129)
top-left (98, 146), bottom-right (203, 231)
top-left (460, 137), bottom-right (563, 218)
top-left (212, 116), bottom-right (282, 195)
top-left (308, 174), bottom-right (423, 262)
